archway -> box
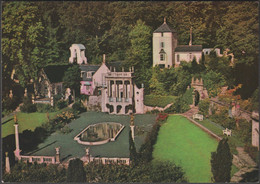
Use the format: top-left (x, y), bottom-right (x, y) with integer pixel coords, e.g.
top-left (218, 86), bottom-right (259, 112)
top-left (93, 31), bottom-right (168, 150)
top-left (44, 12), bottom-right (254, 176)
top-left (194, 90), bottom-right (200, 106)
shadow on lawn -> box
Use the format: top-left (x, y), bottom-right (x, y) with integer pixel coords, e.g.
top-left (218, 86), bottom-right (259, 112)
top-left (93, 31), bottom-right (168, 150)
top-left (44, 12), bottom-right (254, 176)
top-left (27, 141), bottom-right (57, 155)
top-left (2, 118), bottom-right (13, 125)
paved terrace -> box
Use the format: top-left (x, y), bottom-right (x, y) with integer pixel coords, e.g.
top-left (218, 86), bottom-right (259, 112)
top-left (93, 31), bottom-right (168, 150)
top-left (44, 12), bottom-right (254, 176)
top-left (26, 112), bottom-right (156, 162)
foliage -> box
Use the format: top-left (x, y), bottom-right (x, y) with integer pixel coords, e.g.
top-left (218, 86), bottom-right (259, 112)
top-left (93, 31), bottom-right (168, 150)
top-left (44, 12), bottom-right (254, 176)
top-left (235, 119), bottom-right (251, 144)
top-left (244, 144), bottom-right (259, 164)
top-left (72, 101), bottom-right (86, 113)
top-left (62, 64), bottom-right (81, 100)
top-left (144, 95), bottom-right (177, 107)
top-left (56, 100), bottom-right (67, 110)
top-left (60, 125), bottom-right (72, 134)
top-left (156, 113), bottom-right (168, 122)
top-left (2, 96), bottom-right (20, 112)
top-left (211, 138), bottom-right (233, 182)
top-left (129, 130), bottom-right (138, 165)
top-left (2, 2), bottom-right (44, 88)
top-left (20, 97), bottom-right (37, 113)
top-left (36, 103), bottom-right (55, 113)
top-left (3, 162), bottom-right (66, 182)
top-left (198, 99), bottom-right (210, 116)
top-left (67, 158), bottom-right (86, 182)
top-left (164, 96), bottom-right (190, 114)
top-left (210, 109), bottom-right (236, 130)
top-left (139, 121), bottom-right (161, 163)
top-left (202, 70), bottom-right (226, 97)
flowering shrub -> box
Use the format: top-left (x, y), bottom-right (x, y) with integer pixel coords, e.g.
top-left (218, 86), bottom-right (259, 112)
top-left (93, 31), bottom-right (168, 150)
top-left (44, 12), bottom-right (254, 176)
top-left (156, 113), bottom-right (168, 122)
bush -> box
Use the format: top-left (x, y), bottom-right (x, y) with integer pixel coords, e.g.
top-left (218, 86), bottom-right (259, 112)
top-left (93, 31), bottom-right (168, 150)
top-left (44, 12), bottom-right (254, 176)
top-left (198, 99), bottom-right (210, 116)
top-left (36, 104), bottom-right (55, 113)
top-left (164, 97), bottom-right (190, 114)
top-left (2, 96), bottom-right (19, 112)
top-left (72, 101), bottom-right (85, 113)
top-left (244, 144), bottom-right (259, 164)
top-left (56, 100), bottom-right (67, 110)
top-left (20, 97), bottom-right (37, 113)
top-left (60, 125), bottom-right (72, 134)
top-left (156, 113), bottom-right (168, 122)
top-left (144, 95), bottom-right (177, 107)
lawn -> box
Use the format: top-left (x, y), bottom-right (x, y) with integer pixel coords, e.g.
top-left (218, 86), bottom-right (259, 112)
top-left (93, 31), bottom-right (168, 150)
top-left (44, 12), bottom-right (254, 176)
top-left (24, 112), bottom-right (156, 161)
top-left (153, 115), bottom-right (218, 183)
top-left (1, 110), bottom-right (64, 138)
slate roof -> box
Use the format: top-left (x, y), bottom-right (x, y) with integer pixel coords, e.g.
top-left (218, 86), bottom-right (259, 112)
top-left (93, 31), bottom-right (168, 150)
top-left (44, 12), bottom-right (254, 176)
top-left (154, 22), bottom-right (176, 33)
top-left (43, 64), bottom-right (72, 83)
top-left (71, 44), bottom-right (86, 50)
top-left (175, 45), bottom-right (203, 52)
top-left (106, 61), bottom-right (124, 72)
top-left (79, 65), bottom-right (100, 81)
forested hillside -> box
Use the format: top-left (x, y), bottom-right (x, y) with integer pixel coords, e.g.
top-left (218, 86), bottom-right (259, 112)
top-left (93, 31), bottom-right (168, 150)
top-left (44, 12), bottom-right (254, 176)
top-left (2, 1), bottom-right (259, 99)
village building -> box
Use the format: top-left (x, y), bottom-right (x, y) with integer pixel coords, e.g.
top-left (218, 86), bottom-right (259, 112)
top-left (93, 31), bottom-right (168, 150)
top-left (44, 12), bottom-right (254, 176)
top-left (153, 18), bottom-right (202, 68)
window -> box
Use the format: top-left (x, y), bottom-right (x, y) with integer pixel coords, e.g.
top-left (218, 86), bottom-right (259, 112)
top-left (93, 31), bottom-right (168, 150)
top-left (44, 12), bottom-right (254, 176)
top-left (87, 72), bottom-right (92, 78)
top-left (189, 53), bottom-right (192, 60)
top-left (161, 32), bottom-right (163, 37)
top-left (160, 53), bottom-right (165, 61)
top-left (81, 71), bottom-right (85, 78)
top-left (177, 54), bottom-right (180, 63)
top-left (161, 42), bottom-right (164, 48)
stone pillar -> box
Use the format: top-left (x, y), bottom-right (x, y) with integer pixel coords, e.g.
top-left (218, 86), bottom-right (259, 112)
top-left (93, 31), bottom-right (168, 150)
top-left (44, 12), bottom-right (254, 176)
top-left (32, 95), bottom-right (35, 104)
top-left (51, 96), bottom-right (54, 106)
top-left (130, 80), bottom-right (132, 98)
top-left (55, 147), bottom-right (60, 163)
top-left (14, 124), bottom-right (21, 160)
top-left (130, 125), bottom-right (135, 141)
top-left (86, 147), bottom-right (90, 162)
top-left (108, 80), bottom-right (110, 97)
top-left (24, 88), bottom-right (27, 97)
top-left (123, 80), bottom-right (125, 98)
top-left (9, 90), bottom-right (13, 99)
top-left (5, 152), bottom-right (10, 174)
top-left (114, 80), bottom-right (116, 98)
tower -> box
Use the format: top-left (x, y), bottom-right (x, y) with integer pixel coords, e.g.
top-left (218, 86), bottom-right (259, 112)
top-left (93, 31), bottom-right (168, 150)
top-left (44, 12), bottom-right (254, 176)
top-left (153, 18), bottom-right (178, 68)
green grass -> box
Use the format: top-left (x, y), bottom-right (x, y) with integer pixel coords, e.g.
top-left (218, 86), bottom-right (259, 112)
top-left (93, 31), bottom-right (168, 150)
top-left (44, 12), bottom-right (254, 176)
top-left (1, 109), bottom-right (66, 138)
top-left (197, 119), bottom-right (244, 155)
top-left (144, 95), bottom-right (177, 107)
top-left (153, 115), bottom-right (218, 183)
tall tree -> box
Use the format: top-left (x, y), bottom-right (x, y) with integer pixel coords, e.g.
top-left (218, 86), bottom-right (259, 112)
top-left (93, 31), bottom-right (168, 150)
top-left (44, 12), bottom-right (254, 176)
top-left (2, 2), bottom-right (44, 88)
top-left (62, 65), bottom-right (82, 101)
top-left (129, 129), bottom-right (138, 165)
top-left (126, 19), bottom-right (152, 88)
top-left (211, 138), bottom-right (233, 182)
top-left (67, 158), bottom-right (86, 182)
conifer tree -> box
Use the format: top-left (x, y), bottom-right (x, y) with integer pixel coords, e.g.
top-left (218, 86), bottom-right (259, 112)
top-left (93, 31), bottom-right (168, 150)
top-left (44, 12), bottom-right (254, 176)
top-left (129, 129), bottom-right (138, 165)
top-left (67, 158), bottom-right (86, 182)
top-left (211, 138), bottom-right (233, 182)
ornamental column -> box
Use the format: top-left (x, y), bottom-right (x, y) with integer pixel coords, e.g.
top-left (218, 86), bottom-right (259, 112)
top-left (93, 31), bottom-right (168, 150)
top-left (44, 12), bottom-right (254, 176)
top-left (14, 123), bottom-right (21, 160)
top-left (55, 147), bottom-right (60, 163)
top-left (114, 80), bottom-right (116, 98)
top-left (123, 80), bottom-right (125, 98)
top-left (5, 152), bottom-right (10, 174)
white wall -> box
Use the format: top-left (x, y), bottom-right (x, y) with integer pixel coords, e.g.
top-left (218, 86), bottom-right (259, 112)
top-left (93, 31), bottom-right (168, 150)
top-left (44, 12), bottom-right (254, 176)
top-left (93, 63), bottom-right (110, 89)
top-left (134, 85), bottom-right (144, 114)
top-left (153, 32), bottom-right (173, 68)
top-left (175, 51), bottom-right (202, 65)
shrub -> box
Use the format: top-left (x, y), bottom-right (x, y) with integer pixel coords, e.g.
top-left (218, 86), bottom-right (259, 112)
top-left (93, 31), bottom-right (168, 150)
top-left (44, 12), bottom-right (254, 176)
top-left (198, 99), bottom-right (210, 116)
top-left (60, 125), bottom-right (72, 134)
top-left (164, 97), bottom-right (190, 114)
top-left (2, 96), bottom-right (19, 112)
top-left (56, 100), bottom-right (67, 110)
top-left (20, 97), bottom-right (37, 113)
top-left (156, 113), bottom-right (168, 122)
top-left (244, 144), bottom-right (259, 164)
top-left (144, 95), bottom-right (177, 107)
top-left (72, 101), bottom-right (85, 113)
top-left (36, 103), bottom-right (55, 113)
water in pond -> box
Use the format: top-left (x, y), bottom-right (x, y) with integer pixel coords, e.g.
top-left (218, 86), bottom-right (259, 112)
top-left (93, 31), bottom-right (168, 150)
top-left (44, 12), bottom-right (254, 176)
top-left (80, 123), bottom-right (122, 142)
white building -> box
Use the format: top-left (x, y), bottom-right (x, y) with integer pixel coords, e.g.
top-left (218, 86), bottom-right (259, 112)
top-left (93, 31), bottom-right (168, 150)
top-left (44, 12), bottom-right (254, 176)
top-left (153, 19), bottom-right (202, 68)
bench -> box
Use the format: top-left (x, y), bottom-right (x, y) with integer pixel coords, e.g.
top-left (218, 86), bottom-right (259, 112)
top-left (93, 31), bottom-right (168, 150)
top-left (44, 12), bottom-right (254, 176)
top-left (193, 114), bottom-right (204, 121)
top-left (222, 128), bottom-right (232, 136)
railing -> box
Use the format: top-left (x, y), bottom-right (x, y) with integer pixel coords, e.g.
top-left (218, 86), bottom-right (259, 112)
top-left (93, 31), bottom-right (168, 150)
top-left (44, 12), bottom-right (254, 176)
top-left (91, 157), bottom-right (130, 165)
top-left (106, 72), bottom-right (132, 78)
top-left (20, 155), bottom-right (56, 164)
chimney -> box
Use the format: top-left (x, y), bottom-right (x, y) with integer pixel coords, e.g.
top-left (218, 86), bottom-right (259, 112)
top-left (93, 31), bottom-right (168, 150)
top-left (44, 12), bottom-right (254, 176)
top-left (103, 54), bottom-right (106, 64)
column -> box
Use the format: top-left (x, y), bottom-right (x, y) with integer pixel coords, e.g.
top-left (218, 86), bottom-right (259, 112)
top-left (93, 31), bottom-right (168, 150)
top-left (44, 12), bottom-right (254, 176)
top-left (123, 80), bottom-right (125, 98)
top-left (5, 152), bottom-right (10, 174)
top-left (55, 147), bottom-right (60, 163)
top-left (130, 80), bottom-right (132, 98)
top-left (14, 124), bottom-right (21, 159)
top-left (107, 80), bottom-right (110, 97)
top-left (114, 80), bottom-right (116, 98)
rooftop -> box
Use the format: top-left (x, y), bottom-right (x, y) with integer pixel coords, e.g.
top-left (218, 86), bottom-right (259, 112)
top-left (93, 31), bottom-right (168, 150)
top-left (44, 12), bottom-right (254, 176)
top-left (175, 45), bottom-right (203, 52)
top-left (154, 21), bottom-right (176, 33)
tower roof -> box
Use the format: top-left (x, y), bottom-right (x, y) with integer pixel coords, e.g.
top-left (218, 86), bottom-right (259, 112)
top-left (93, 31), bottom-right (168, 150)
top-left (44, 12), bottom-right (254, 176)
top-left (154, 22), bottom-right (176, 33)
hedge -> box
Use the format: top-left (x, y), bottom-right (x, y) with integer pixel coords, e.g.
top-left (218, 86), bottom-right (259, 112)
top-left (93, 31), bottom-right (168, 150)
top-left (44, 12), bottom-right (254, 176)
top-left (144, 95), bottom-right (177, 107)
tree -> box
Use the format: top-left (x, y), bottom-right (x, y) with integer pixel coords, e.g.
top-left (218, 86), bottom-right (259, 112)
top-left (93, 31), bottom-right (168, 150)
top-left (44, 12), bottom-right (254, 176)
top-left (67, 158), bottom-right (86, 182)
top-left (211, 138), bottom-right (233, 182)
top-left (129, 129), bottom-right (138, 165)
top-left (2, 2), bottom-right (44, 88)
top-left (62, 65), bottom-right (81, 101)
top-left (126, 19), bottom-right (152, 88)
